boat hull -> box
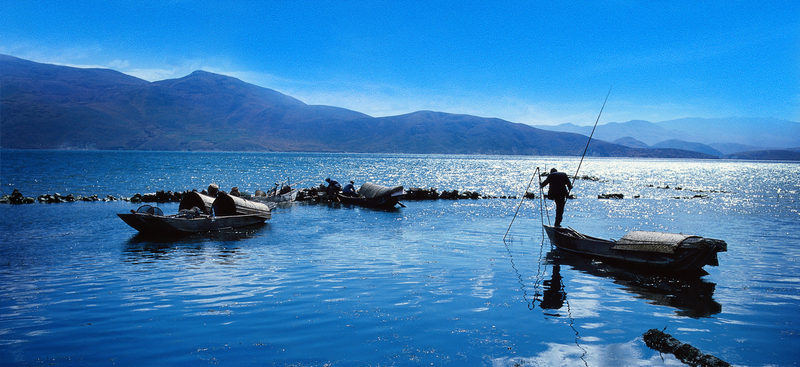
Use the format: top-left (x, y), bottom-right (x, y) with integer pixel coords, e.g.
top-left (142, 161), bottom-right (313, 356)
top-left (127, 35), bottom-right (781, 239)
top-left (543, 225), bottom-right (726, 273)
top-left (336, 182), bottom-right (404, 209)
top-left (336, 193), bottom-right (401, 209)
top-left (118, 212), bottom-right (266, 236)
top-left (119, 192), bottom-right (272, 236)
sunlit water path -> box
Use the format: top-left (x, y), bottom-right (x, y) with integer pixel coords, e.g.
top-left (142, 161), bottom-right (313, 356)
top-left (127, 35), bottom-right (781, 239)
top-left (1, 150), bottom-right (798, 366)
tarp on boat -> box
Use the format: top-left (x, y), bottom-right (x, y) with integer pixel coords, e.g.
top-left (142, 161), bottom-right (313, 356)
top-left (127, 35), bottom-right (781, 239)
top-left (178, 192), bottom-right (215, 213)
top-left (212, 192), bottom-right (272, 219)
top-left (358, 182), bottom-right (404, 199)
top-left (613, 231), bottom-right (700, 253)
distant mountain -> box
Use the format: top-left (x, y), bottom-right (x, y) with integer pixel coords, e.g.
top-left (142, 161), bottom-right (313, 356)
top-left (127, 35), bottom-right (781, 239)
top-left (0, 54), bottom-right (721, 158)
top-left (708, 143), bottom-right (769, 155)
top-left (658, 117), bottom-right (800, 149)
top-left (723, 150), bottom-right (800, 160)
top-left (534, 118), bottom-right (800, 156)
top-left (650, 139), bottom-right (723, 157)
top-left (613, 137), bottom-right (650, 149)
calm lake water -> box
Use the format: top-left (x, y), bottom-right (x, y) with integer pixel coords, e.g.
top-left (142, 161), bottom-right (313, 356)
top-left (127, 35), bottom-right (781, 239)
top-left (1, 150), bottom-right (799, 366)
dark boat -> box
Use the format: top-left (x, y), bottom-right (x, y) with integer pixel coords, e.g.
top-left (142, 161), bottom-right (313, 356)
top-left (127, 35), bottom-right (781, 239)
top-left (118, 192), bottom-right (271, 236)
top-left (336, 182), bottom-right (405, 209)
top-left (543, 225), bottom-right (727, 274)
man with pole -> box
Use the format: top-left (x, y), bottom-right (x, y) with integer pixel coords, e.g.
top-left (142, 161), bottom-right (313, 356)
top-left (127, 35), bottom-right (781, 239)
top-left (540, 168), bottom-right (572, 227)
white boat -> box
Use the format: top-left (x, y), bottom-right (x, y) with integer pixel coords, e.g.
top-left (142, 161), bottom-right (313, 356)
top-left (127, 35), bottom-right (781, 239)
top-left (253, 182), bottom-right (299, 203)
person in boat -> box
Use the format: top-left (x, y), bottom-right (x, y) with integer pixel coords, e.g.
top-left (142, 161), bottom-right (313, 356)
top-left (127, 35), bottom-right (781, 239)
top-left (540, 168), bottom-right (572, 227)
top-left (207, 183), bottom-right (219, 197)
top-left (325, 178), bottom-right (342, 199)
top-left (342, 180), bottom-right (358, 197)
top-left (230, 187), bottom-right (241, 197)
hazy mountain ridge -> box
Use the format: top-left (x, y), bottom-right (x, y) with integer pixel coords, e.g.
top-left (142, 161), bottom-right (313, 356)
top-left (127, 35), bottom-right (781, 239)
top-left (534, 118), bottom-right (800, 156)
top-left (0, 54), bottom-right (787, 159)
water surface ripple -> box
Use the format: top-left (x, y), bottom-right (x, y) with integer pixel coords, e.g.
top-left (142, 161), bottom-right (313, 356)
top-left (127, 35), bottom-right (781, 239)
top-left (1, 150), bottom-right (798, 366)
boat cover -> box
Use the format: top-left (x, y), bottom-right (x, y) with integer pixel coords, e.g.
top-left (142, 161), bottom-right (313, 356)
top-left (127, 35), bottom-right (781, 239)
top-left (358, 182), bottom-right (404, 199)
top-left (613, 231), bottom-right (700, 254)
top-left (179, 192), bottom-right (215, 213)
top-left (212, 192), bottom-right (272, 219)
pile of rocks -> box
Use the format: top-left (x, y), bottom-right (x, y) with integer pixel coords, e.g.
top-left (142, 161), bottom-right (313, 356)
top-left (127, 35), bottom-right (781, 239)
top-left (1, 189), bottom-right (35, 204)
top-left (0, 189), bottom-right (121, 204)
top-left (130, 190), bottom-right (187, 203)
top-left (2, 186), bottom-right (517, 205)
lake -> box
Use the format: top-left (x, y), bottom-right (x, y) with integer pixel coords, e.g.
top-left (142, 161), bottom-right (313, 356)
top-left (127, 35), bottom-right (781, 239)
top-left (1, 150), bottom-right (798, 366)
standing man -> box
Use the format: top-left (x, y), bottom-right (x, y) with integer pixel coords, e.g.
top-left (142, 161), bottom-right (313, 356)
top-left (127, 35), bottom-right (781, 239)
top-left (540, 168), bottom-right (572, 227)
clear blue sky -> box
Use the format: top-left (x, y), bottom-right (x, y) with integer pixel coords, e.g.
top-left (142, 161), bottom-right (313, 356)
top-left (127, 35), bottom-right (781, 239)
top-left (2, 1), bottom-right (798, 125)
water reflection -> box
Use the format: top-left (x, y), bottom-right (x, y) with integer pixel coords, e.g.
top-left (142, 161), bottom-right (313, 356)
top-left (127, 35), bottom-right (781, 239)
top-left (540, 264), bottom-right (566, 312)
top-left (545, 250), bottom-right (722, 318)
top-left (122, 223), bottom-right (267, 264)
top-left (503, 236), bottom-right (721, 318)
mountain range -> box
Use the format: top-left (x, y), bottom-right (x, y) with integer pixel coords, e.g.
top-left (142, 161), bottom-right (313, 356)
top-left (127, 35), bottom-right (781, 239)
top-left (532, 118), bottom-right (800, 156)
top-left (2, 54), bottom-right (798, 160)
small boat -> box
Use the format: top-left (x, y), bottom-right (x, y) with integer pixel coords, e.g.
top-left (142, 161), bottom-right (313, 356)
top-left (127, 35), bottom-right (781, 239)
top-left (118, 191), bottom-right (271, 236)
top-left (253, 184), bottom-right (298, 203)
top-left (336, 182), bottom-right (405, 209)
top-left (543, 225), bottom-right (727, 273)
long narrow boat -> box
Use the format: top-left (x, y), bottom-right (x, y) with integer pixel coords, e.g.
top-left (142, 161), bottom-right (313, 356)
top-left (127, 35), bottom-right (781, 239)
top-left (118, 192), bottom-right (271, 236)
top-left (543, 225), bottom-right (727, 273)
top-left (336, 182), bottom-right (405, 209)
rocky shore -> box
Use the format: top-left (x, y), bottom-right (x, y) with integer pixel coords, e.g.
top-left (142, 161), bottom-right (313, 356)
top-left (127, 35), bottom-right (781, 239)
top-left (1, 174), bottom-right (720, 205)
top-left (0, 187), bottom-right (517, 205)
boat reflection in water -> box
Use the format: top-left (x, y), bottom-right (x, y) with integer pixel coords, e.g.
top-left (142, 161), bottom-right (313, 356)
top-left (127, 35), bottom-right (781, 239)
top-left (542, 249), bottom-right (722, 318)
top-left (122, 224), bottom-right (266, 264)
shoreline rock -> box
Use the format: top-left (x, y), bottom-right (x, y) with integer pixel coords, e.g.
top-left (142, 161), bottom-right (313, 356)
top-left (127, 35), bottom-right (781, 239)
top-left (643, 329), bottom-right (730, 367)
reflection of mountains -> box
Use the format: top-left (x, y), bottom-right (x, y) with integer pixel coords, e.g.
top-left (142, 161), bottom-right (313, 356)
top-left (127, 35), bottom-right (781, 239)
top-left (544, 250), bottom-right (722, 318)
top-left (123, 224), bottom-right (266, 263)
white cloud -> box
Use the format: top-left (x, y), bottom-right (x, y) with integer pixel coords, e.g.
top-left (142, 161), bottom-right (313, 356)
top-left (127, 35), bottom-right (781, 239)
top-left (107, 59), bottom-right (130, 69)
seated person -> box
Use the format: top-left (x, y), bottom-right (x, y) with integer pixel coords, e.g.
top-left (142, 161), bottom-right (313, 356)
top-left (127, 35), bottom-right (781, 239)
top-left (342, 181), bottom-right (358, 197)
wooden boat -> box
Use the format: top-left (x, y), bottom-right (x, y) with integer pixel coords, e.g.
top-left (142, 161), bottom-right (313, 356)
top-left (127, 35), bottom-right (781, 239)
top-left (118, 192), bottom-right (271, 236)
top-left (253, 186), bottom-right (298, 203)
top-left (336, 182), bottom-right (405, 209)
top-left (543, 225), bottom-right (727, 273)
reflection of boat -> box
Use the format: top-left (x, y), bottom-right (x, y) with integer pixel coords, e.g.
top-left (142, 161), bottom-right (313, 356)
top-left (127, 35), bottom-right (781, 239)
top-left (253, 182), bottom-right (298, 203)
top-left (545, 249), bottom-right (722, 317)
top-left (336, 182), bottom-right (405, 209)
top-left (118, 192), bottom-right (271, 236)
top-left (543, 225), bottom-right (727, 274)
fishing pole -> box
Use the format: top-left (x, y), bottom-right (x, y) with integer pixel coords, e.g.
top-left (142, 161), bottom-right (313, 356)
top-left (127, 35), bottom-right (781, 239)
top-left (503, 167), bottom-right (541, 241)
top-left (572, 86), bottom-right (612, 186)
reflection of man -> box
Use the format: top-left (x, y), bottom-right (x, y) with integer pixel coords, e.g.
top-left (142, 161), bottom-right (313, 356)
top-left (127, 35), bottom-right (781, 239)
top-left (540, 168), bottom-right (572, 227)
top-left (540, 264), bottom-right (565, 310)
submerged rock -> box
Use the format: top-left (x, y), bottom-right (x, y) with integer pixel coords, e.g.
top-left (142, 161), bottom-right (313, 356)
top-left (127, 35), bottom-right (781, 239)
top-left (643, 329), bottom-right (730, 367)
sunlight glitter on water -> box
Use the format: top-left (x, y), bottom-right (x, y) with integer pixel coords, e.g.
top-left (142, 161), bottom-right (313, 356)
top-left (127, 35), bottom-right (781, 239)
top-left (2, 151), bottom-right (799, 366)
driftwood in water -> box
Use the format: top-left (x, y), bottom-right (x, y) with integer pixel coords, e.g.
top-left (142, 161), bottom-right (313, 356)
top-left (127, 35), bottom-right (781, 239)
top-left (643, 329), bottom-right (730, 367)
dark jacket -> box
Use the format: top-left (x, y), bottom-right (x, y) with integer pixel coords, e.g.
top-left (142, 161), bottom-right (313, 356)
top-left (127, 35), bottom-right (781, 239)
top-left (541, 171), bottom-right (572, 198)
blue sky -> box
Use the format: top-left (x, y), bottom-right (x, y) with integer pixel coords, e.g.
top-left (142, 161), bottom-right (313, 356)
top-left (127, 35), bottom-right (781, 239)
top-left (2, 1), bottom-right (798, 125)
